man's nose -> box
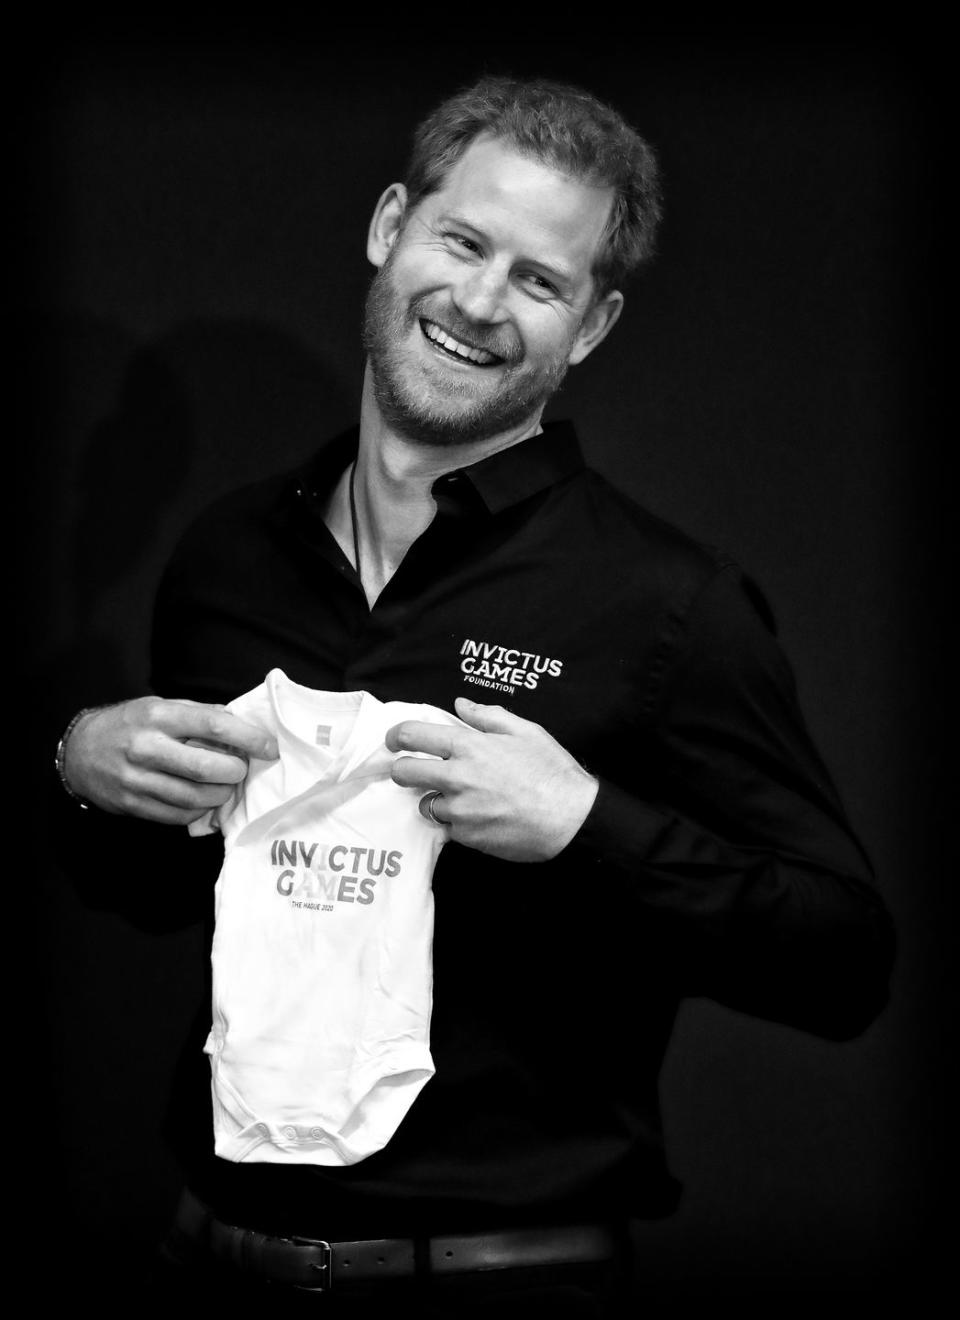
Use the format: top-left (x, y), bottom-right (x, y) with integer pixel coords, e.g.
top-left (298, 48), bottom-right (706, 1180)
top-left (451, 264), bottom-right (508, 324)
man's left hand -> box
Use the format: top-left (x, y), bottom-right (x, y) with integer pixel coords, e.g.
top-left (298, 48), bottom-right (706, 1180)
top-left (386, 698), bottom-right (599, 862)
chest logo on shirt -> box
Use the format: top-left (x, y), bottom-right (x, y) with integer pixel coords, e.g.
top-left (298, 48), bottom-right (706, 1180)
top-left (269, 837), bottom-right (402, 911)
top-left (458, 637), bottom-right (564, 696)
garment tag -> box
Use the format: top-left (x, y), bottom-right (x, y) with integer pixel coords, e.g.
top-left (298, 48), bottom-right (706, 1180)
top-left (315, 724), bottom-right (332, 747)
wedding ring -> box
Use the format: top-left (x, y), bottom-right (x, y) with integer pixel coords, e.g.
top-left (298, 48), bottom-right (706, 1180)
top-left (420, 790), bottom-right (445, 825)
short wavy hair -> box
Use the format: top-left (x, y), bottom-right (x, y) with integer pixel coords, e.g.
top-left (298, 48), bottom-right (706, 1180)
top-left (403, 76), bottom-right (662, 298)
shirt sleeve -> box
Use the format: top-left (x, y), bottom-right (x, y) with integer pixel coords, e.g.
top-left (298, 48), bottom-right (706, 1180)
top-left (571, 563), bottom-right (895, 1040)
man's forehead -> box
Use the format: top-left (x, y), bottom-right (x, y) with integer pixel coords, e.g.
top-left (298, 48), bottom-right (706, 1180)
top-left (437, 133), bottom-right (609, 205)
top-left (417, 135), bottom-right (614, 272)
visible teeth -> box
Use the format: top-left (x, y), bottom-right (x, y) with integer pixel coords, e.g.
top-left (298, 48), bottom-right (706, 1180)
top-left (423, 320), bottom-right (498, 365)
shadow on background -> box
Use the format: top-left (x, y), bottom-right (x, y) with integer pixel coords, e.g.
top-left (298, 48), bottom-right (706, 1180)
top-left (23, 311), bottom-right (351, 1292)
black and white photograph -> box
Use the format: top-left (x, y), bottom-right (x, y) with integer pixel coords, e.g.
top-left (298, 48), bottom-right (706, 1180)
top-left (16, 30), bottom-right (941, 1311)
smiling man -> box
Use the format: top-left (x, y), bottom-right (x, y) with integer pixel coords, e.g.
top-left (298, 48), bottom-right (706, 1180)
top-left (330, 124), bottom-right (631, 610)
top-left (362, 133), bottom-right (621, 449)
top-left (57, 77), bottom-right (893, 1313)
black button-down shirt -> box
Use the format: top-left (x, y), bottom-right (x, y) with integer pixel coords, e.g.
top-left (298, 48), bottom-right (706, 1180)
top-left (144, 419), bottom-right (892, 1238)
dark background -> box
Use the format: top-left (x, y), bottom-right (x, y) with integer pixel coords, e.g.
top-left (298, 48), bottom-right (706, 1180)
top-left (15, 32), bottom-right (943, 1306)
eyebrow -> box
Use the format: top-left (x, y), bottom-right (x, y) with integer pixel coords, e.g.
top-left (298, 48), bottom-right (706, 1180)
top-left (437, 211), bottom-right (577, 293)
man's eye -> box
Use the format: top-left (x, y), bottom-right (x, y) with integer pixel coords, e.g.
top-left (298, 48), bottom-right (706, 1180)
top-left (448, 233), bottom-right (480, 253)
top-left (525, 274), bottom-right (557, 296)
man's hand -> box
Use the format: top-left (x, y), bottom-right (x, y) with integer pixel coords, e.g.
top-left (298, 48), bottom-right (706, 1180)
top-left (386, 698), bottom-right (599, 862)
top-left (62, 697), bottom-right (280, 825)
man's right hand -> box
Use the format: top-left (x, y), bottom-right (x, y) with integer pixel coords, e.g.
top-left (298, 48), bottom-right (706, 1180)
top-left (61, 698), bottom-right (280, 824)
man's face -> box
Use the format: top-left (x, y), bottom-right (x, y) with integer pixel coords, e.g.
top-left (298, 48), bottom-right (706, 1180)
top-left (363, 135), bottom-right (619, 447)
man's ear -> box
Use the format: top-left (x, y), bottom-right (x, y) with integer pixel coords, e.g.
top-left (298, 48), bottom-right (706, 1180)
top-left (367, 184), bottom-right (408, 268)
top-left (567, 290), bottom-right (624, 367)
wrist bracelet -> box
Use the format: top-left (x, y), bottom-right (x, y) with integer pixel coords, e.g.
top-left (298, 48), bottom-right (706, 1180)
top-left (55, 707), bottom-right (101, 809)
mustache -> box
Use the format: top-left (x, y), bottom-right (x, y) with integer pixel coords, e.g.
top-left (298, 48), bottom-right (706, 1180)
top-left (410, 297), bottom-right (524, 365)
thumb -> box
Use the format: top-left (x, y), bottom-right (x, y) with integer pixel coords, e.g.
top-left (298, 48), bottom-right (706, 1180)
top-left (454, 697), bottom-right (525, 734)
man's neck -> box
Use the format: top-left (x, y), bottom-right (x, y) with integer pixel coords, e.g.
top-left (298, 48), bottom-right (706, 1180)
top-left (324, 367), bottom-right (543, 607)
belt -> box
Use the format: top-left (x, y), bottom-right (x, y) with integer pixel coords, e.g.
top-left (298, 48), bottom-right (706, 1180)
top-left (173, 1188), bottom-right (621, 1292)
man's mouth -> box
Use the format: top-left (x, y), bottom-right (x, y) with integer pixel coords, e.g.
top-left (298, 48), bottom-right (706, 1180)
top-left (420, 319), bottom-right (505, 367)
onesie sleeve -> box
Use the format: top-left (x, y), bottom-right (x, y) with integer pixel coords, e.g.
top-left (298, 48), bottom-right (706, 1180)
top-left (188, 806), bottom-right (223, 838)
top-left (571, 564), bottom-right (895, 1040)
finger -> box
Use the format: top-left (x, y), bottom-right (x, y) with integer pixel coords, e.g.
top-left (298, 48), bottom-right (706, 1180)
top-left (136, 772), bottom-right (239, 812)
top-left (385, 720), bottom-right (457, 758)
top-left (121, 798), bottom-right (198, 826)
top-left (453, 698), bottom-right (533, 735)
top-left (390, 755), bottom-right (452, 792)
top-left (154, 701), bottom-right (279, 760)
top-left (113, 780), bottom-right (226, 826)
top-left (129, 733), bottom-right (250, 786)
top-left (135, 799), bottom-right (218, 826)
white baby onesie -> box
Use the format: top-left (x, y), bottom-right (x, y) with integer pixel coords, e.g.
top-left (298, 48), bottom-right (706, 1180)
top-left (189, 668), bottom-right (460, 1167)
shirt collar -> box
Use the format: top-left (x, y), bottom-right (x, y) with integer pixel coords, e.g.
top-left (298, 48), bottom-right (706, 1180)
top-left (291, 418), bottom-right (585, 517)
top-left (452, 419), bottom-right (585, 515)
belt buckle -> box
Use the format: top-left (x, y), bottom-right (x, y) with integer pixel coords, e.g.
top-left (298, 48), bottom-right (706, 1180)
top-left (288, 1238), bottom-right (332, 1292)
